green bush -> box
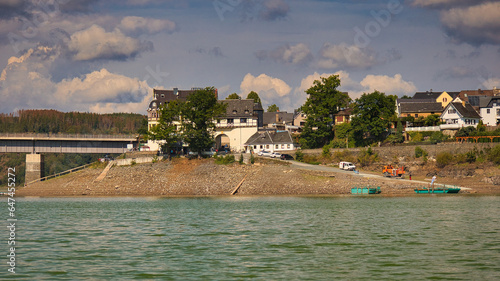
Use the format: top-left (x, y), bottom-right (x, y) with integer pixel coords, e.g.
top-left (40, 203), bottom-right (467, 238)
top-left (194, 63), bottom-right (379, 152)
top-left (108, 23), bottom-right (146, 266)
top-left (250, 153), bottom-right (255, 164)
top-left (488, 144), bottom-right (500, 165)
top-left (239, 154), bottom-right (244, 164)
top-left (295, 150), bottom-right (304, 162)
top-left (322, 145), bottom-right (331, 158)
top-left (215, 155), bottom-right (235, 165)
top-left (436, 152), bottom-right (453, 168)
top-left (465, 151), bottom-right (476, 163)
top-left (357, 148), bottom-right (379, 167)
top-left (415, 146), bottom-right (428, 158)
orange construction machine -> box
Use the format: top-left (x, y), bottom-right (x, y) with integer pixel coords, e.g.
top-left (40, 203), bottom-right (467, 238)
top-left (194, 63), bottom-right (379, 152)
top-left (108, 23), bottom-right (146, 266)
top-left (382, 165), bottom-right (406, 178)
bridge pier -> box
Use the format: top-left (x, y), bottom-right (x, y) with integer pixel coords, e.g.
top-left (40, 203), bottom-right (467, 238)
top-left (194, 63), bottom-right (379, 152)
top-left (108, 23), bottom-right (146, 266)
top-left (25, 154), bottom-right (44, 184)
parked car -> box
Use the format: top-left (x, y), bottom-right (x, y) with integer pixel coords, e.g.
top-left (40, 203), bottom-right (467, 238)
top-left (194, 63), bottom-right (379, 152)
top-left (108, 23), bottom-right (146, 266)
top-left (339, 161), bottom-right (356, 171)
top-left (280, 154), bottom-right (294, 160)
top-left (258, 150), bottom-right (272, 157)
top-left (270, 152), bottom-right (282, 158)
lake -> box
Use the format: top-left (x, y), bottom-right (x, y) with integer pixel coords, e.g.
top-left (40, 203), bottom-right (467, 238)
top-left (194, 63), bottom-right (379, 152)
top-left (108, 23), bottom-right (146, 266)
top-left (2, 196), bottom-right (499, 280)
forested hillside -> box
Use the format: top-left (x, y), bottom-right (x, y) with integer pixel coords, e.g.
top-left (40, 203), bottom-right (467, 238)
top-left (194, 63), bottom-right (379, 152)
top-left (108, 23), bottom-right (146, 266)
top-left (0, 109), bottom-right (147, 135)
top-left (0, 109), bottom-right (147, 187)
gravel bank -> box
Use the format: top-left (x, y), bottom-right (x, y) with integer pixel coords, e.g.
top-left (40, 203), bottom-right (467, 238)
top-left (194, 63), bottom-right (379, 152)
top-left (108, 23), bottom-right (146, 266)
top-left (16, 158), bottom-right (497, 197)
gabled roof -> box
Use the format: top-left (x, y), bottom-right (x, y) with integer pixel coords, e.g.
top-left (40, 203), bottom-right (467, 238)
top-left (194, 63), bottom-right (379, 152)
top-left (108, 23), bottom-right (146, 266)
top-left (245, 131), bottom-right (293, 145)
top-left (262, 112), bottom-right (294, 126)
top-left (399, 102), bottom-right (443, 114)
top-left (335, 108), bottom-right (353, 116)
top-left (444, 102), bottom-right (481, 119)
top-left (219, 99), bottom-right (257, 118)
top-left (413, 91), bottom-right (443, 100)
top-left (481, 96), bottom-right (500, 108)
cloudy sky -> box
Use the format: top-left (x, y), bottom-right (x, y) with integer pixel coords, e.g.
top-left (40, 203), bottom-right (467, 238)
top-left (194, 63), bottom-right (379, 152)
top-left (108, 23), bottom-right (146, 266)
top-left (0, 0), bottom-right (499, 114)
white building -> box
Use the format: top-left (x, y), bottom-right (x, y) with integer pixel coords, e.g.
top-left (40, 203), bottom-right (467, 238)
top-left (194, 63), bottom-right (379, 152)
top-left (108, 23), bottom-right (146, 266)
top-left (440, 102), bottom-right (481, 130)
top-left (244, 131), bottom-right (295, 153)
top-left (479, 97), bottom-right (500, 126)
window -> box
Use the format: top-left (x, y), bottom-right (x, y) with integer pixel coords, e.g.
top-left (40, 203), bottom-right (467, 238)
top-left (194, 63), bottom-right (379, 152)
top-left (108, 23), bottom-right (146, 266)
top-left (240, 118), bottom-right (247, 123)
top-left (487, 109), bottom-right (491, 114)
top-left (415, 114), bottom-right (418, 118)
top-left (275, 144), bottom-right (279, 149)
top-left (227, 118), bottom-right (234, 124)
top-left (287, 144), bottom-right (290, 149)
top-left (245, 109), bottom-right (249, 114)
top-left (260, 145), bottom-right (263, 149)
top-left (443, 98), bottom-right (447, 102)
top-left (266, 145), bottom-right (270, 149)
top-left (232, 110), bottom-right (237, 114)
top-left (448, 109), bottom-right (456, 114)
top-left (254, 145), bottom-right (257, 149)
top-left (161, 94), bottom-right (165, 98)
top-left (497, 109), bottom-right (500, 116)
top-left (281, 144), bottom-right (285, 149)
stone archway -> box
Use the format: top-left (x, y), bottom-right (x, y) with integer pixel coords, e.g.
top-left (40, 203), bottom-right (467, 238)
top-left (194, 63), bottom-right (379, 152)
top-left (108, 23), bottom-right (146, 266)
top-left (215, 134), bottom-right (230, 152)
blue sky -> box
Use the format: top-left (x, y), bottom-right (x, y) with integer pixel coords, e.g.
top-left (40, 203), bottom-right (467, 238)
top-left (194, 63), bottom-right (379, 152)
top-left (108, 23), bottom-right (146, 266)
top-left (0, 0), bottom-right (499, 114)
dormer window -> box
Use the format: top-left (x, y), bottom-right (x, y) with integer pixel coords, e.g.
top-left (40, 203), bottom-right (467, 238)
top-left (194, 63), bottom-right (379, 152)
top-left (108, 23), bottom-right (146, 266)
top-left (161, 94), bottom-right (165, 98)
top-left (232, 110), bottom-right (237, 114)
top-left (245, 109), bottom-right (249, 114)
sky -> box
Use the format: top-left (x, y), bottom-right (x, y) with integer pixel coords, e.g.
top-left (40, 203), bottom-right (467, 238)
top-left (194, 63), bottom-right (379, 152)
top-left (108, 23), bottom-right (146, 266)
top-left (0, 0), bottom-right (499, 115)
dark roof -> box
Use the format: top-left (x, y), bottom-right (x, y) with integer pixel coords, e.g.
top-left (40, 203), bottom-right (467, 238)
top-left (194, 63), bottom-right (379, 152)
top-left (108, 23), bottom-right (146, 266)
top-left (245, 131), bottom-right (293, 145)
top-left (335, 108), bottom-right (353, 116)
top-left (399, 102), bottom-right (443, 114)
top-left (448, 102), bottom-right (481, 119)
top-left (460, 89), bottom-right (498, 97)
top-left (397, 98), bottom-right (435, 104)
top-left (446, 92), bottom-right (460, 98)
top-left (219, 99), bottom-right (257, 117)
top-left (413, 92), bottom-right (443, 100)
top-left (148, 88), bottom-right (206, 110)
top-left (481, 96), bottom-right (500, 108)
top-left (262, 112), bottom-right (294, 126)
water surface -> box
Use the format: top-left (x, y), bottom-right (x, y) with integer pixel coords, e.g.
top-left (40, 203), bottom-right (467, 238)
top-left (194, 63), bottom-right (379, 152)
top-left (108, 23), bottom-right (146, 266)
top-left (2, 196), bottom-right (499, 280)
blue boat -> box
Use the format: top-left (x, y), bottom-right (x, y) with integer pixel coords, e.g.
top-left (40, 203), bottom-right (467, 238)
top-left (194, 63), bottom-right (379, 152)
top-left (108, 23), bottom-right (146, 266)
top-left (351, 186), bottom-right (381, 194)
top-left (414, 185), bottom-right (460, 194)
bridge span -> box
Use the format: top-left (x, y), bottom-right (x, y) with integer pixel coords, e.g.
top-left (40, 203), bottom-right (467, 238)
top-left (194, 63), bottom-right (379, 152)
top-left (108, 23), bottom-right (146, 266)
top-left (0, 133), bottom-right (139, 183)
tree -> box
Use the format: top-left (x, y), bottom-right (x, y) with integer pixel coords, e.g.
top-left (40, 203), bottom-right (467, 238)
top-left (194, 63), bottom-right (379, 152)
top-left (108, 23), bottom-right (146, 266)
top-left (226, 93), bottom-right (241, 100)
top-left (351, 91), bottom-right (397, 146)
top-left (146, 100), bottom-right (182, 159)
top-left (247, 91), bottom-right (261, 104)
top-left (267, 104), bottom-right (279, 112)
top-left (423, 114), bottom-right (441, 126)
top-left (181, 87), bottom-right (227, 158)
top-left (299, 75), bottom-right (350, 148)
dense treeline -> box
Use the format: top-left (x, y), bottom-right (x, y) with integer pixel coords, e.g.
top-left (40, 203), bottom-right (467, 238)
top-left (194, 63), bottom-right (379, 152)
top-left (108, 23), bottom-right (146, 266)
top-left (0, 109), bottom-right (147, 135)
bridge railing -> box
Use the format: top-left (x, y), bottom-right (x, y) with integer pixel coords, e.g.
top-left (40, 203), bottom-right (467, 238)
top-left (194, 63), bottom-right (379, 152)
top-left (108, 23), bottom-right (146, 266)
top-left (24, 162), bottom-right (95, 186)
top-left (0, 133), bottom-right (137, 139)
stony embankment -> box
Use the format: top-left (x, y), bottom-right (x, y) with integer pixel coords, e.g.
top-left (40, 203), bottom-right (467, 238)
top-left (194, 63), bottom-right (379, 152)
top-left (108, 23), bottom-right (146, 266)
top-left (16, 158), bottom-right (433, 197)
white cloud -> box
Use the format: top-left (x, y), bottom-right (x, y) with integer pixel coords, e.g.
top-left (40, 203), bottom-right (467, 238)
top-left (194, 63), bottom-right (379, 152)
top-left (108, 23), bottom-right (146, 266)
top-left (360, 74), bottom-right (417, 97)
top-left (481, 78), bottom-right (500, 89)
top-left (68, 24), bottom-right (152, 61)
top-left (0, 46), bottom-right (151, 113)
top-left (118, 16), bottom-right (176, 36)
top-left (240, 73), bottom-right (291, 108)
top-left (318, 43), bottom-right (378, 69)
top-left (441, 2), bottom-right (500, 45)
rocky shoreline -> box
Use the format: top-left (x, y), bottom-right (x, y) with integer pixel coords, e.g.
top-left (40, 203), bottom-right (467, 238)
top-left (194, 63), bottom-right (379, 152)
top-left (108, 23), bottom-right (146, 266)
top-left (16, 158), bottom-right (500, 197)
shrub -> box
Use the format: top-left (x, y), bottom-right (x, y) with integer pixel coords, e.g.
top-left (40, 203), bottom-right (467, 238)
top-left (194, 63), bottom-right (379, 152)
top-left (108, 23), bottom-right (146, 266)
top-left (239, 154), bottom-right (244, 164)
top-left (415, 146), bottom-right (428, 158)
top-left (465, 151), bottom-right (476, 163)
top-left (436, 152), bottom-right (453, 168)
top-left (488, 144), bottom-right (500, 165)
top-left (409, 132), bottom-right (423, 142)
top-left (357, 148), bottom-right (379, 167)
top-left (295, 150), bottom-right (304, 162)
top-left (429, 131), bottom-right (447, 144)
top-left (250, 153), bottom-right (255, 164)
top-left (322, 145), bottom-right (331, 158)
top-left (215, 154), bottom-right (235, 165)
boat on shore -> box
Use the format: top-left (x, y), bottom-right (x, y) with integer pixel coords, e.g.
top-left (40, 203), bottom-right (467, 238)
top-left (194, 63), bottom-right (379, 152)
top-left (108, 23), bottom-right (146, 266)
top-left (414, 185), bottom-right (461, 194)
top-left (351, 186), bottom-right (381, 194)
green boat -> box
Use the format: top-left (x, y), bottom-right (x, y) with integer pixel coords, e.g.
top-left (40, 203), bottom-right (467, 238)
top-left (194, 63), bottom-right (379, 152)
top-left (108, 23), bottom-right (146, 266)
top-left (414, 185), bottom-right (461, 194)
top-left (351, 186), bottom-right (381, 194)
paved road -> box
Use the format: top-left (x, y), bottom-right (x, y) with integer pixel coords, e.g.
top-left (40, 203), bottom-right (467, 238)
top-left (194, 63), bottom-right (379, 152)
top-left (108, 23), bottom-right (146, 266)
top-left (288, 160), bottom-right (469, 190)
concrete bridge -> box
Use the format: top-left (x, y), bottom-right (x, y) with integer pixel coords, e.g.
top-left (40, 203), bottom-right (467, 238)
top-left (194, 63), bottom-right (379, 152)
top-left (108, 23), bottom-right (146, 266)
top-left (0, 133), bottom-right (139, 183)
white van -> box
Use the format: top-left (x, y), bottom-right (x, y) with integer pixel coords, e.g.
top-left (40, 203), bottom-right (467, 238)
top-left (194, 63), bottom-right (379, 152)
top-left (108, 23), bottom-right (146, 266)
top-left (339, 161), bottom-right (356, 171)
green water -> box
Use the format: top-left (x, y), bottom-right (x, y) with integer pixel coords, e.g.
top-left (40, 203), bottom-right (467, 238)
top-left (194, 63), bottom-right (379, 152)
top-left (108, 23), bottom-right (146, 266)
top-left (2, 196), bottom-right (500, 280)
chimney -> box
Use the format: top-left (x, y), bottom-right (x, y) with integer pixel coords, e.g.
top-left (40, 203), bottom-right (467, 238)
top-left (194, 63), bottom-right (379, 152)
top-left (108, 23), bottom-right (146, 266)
top-left (276, 113), bottom-right (279, 123)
